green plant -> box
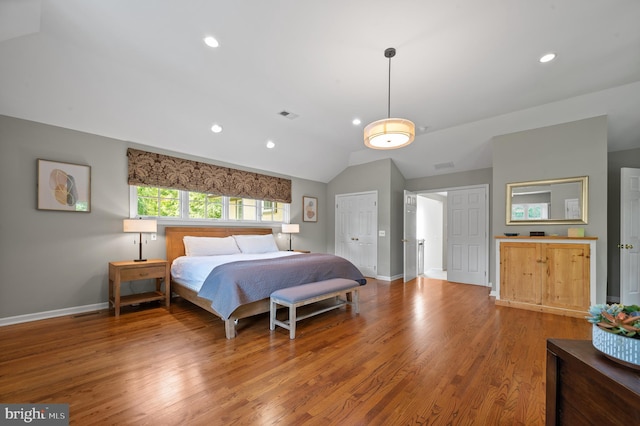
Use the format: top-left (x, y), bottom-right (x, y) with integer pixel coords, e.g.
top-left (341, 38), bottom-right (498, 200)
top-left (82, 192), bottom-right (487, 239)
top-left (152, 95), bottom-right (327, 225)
top-left (587, 304), bottom-right (640, 338)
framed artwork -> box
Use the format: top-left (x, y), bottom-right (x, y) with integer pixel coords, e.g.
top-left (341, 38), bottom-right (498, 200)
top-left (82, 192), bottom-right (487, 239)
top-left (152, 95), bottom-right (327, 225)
top-left (37, 159), bottom-right (91, 212)
top-left (303, 196), bottom-right (317, 222)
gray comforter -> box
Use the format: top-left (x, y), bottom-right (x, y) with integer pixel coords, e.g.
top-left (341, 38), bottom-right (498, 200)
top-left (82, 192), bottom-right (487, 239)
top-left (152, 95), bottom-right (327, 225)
top-left (197, 253), bottom-right (366, 319)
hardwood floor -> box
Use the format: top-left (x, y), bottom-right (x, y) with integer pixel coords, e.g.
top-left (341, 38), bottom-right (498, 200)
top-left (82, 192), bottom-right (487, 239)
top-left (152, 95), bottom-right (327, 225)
top-left (0, 277), bottom-right (592, 425)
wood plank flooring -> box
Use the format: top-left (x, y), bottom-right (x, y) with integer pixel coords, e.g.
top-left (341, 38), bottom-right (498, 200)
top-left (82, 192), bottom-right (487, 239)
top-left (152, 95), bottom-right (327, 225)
top-left (0, 277), bottom-right (592, 425)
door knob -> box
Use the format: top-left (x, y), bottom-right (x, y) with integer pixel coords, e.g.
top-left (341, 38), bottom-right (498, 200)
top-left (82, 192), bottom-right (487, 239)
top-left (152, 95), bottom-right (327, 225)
top-left (627, 244), bottom-right (634, 249)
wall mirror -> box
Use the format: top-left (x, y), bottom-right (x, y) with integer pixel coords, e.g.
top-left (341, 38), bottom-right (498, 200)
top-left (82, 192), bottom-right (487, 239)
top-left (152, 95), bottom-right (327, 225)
top-left (506, 176), bottom-right (588, 225)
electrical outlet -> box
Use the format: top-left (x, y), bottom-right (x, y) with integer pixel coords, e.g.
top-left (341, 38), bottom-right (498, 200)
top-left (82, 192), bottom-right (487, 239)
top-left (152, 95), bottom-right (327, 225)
top-left (151, 233), bottom-right (157, 241)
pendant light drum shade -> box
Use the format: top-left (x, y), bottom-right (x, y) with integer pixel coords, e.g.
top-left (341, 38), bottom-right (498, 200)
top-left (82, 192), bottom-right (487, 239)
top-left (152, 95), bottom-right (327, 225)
top-left (364, 118), bottom-right (415, 149)
top-left (364, 47), bottom-right (415, 150)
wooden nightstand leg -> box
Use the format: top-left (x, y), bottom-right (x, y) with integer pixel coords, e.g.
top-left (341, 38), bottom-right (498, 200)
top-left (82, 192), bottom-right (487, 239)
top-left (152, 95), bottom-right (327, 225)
top-left (164, 277), bottom-right (171, 308)
top-left (114, 276), bottom-right (121, 317)
top-left (108, 278), bottom-right (114, 311)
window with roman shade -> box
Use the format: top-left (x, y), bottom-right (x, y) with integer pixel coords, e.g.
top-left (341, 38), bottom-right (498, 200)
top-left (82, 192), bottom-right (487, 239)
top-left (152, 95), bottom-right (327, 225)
top-left (127, 148), bottom-right (292, 203)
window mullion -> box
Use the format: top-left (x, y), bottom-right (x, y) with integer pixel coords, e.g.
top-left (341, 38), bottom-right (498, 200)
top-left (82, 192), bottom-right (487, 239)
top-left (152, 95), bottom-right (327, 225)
top-left (181, 191), bottom-right (190, 219)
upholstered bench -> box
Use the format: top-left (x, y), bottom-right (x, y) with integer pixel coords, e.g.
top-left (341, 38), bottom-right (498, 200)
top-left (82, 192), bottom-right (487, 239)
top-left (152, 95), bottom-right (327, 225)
top-left (270, 278), bottom-right (361, 339)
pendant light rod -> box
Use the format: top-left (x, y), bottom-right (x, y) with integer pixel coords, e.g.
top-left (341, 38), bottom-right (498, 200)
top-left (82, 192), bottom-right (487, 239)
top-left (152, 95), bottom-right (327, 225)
top-left (384, 47), bottom-right (396, 119)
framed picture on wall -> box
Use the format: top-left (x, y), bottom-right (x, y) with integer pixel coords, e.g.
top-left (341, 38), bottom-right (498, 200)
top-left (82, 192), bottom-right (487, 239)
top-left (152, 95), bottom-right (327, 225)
top-left (303, 196), bottom-right (318, 222)
top-left (37, 159), bottom-right (91, 212)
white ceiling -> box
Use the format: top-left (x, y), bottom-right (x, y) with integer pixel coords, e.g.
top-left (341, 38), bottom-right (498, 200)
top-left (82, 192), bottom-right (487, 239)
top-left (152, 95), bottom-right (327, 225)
top-left (1, 0), bottom-right (640, 183)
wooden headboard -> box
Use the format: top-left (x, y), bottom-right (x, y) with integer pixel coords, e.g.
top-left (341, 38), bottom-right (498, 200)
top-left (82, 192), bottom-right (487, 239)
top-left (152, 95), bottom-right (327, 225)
top-left (165, 226), bottom-right (273, 265)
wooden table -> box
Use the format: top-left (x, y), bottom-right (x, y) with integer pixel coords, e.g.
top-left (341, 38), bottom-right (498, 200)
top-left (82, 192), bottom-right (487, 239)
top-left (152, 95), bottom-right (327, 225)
top-left (108, 259), bottom-right (170, 316)
top-left (546, 339), bottom-right (640, 425)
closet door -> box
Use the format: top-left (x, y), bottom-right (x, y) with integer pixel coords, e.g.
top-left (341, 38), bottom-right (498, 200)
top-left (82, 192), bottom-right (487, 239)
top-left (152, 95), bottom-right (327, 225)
top-left (335, 192), bottom-right (377, 277)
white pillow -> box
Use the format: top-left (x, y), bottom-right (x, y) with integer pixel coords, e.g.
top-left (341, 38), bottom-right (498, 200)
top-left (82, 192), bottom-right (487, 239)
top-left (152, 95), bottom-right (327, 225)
top-left (183, 236), bottom-right (241, 257)
top-left (233, 234), bottom-right (279, 254)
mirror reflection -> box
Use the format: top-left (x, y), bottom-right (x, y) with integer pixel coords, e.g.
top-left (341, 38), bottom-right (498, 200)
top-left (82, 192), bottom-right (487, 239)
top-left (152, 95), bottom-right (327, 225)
top-left (506, 176), bottom-right (588, 225)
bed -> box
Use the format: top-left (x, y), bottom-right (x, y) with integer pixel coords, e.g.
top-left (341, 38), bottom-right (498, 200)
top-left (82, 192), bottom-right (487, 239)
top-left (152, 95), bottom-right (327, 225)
top-left (165, 226), bottom-right (366, 338)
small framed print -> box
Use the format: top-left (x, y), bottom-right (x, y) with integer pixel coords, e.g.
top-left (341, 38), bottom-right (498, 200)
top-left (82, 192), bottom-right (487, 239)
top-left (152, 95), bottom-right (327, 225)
top-left (303, 196), bottom-right (317, 222)
top-left (37, 159), bottom-right (91, 212)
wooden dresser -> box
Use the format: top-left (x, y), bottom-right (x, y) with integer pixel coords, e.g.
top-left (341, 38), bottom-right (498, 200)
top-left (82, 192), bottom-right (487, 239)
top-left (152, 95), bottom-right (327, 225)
top-left (546, 339), bottom-right (640, 425)
top-left (495, 236), bottom-right (597, 318)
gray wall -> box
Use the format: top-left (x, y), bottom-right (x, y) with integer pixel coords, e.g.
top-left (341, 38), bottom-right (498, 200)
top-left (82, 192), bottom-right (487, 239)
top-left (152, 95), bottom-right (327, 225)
top-left (492, 116), bottom-right (608, 302)
top-left (607, 147), bottom-right (640, 300)
top-left (0, 115), bottom-right (327, 319)
top-left (406, 168), bottom-right (493, 193)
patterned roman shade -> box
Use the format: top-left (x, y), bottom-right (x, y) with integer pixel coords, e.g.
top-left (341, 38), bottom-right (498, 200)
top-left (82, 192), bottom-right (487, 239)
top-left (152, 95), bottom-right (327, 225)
top-left (127, 148), bottom-right (292, 203)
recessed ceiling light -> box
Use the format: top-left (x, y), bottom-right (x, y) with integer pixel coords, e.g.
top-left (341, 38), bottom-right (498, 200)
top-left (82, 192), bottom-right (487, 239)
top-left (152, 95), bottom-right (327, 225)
top-left (539, 53), bottom-right (556, 63)
top-left (352, 118), bottom-right (362, 126)
top-left (211, 124), bottom-right (223, 133)
top-left (204, 36), bottom-right (219, 48)
top-left (266, 140), bottom-right (275, 149)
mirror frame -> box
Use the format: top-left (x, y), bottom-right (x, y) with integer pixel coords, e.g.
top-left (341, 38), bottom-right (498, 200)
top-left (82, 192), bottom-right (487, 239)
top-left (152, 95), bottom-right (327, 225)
top-left (506, 176), bottom-right (588, 225)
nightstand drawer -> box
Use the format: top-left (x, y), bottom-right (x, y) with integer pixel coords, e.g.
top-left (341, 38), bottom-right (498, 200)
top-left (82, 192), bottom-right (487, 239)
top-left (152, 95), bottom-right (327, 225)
top-left (119, 265), bottom-right (166, 281)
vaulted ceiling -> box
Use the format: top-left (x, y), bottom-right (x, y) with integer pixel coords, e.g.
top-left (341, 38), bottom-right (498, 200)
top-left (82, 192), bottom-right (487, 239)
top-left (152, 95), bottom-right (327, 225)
top-left (1, 0), bottom-right (640, 182)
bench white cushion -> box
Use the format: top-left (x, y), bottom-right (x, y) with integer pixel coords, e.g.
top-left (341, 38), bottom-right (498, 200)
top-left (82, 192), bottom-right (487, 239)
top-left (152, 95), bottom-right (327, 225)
top-left (271, 278), bottom-right (360, 304)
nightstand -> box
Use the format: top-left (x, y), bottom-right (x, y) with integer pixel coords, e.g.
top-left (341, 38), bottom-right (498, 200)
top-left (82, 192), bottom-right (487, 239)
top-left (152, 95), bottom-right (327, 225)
top-left (293, 250), bottom-right (311, 253)
top-left (108, 259), bottom-right (170, 316)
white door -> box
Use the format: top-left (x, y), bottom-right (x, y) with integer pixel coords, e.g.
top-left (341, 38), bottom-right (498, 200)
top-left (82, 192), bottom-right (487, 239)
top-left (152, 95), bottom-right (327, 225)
top-left (620, 167), bottom-right (640, 305)
top-left (336, 192), bottom-right (378, 277)
top-left (403, 190), bottom-right (417, 282)
top-left (447, 187), bottom-right (487, 285)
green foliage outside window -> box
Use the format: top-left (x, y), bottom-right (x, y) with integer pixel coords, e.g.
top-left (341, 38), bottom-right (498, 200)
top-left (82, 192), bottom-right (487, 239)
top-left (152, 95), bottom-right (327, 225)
top-left (189, 193), bottom-right (223, 219)
top-left (137, 187), bottom-right (180, 217)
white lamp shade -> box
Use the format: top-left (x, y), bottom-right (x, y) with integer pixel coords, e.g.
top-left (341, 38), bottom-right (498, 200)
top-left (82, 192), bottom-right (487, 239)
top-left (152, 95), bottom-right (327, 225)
top-left (123, 219), bottom-right (157, 233)
top-left (282, 223), bottom-right (300, 233)
top-left (364, 118), bottom-right (415, 149)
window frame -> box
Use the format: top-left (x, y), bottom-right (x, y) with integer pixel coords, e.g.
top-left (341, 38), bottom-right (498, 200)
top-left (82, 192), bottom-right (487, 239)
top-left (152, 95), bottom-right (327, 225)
top-left (129, 186), bottom-right (290, 225)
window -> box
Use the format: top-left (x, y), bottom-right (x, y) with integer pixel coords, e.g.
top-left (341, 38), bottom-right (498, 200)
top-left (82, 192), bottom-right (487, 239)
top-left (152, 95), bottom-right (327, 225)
top-left (130, 186), bottom-right (289, 223)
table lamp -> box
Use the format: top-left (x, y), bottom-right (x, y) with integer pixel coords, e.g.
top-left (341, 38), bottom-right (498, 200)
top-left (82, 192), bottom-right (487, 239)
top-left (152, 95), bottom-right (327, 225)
top-left (281, 223), bottom-right (300, 251)
top-left (123, 218), bottom-right (157, 262)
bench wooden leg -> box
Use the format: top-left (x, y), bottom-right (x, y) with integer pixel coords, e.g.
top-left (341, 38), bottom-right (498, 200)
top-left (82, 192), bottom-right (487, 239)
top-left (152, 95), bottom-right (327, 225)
top-left (270, 299), bottom-right (276, 331)
top-left (289, 304), bottom-right (296, 339)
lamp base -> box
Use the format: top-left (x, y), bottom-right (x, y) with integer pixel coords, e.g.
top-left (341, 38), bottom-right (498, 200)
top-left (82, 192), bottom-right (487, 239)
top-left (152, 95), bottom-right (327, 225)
top-left (134, 258), bottom-right (148, 262)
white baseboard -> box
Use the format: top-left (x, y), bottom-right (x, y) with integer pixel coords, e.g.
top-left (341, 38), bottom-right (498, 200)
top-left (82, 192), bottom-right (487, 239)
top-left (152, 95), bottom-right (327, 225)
top-left (0, 302), bottom-right (109, 327)
top-left (375, 274), bottom-right (403, 282)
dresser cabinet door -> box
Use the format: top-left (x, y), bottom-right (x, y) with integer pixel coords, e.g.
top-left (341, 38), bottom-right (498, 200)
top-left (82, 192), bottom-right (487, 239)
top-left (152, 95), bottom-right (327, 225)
top-left (543, 243), bottom-right (590, 310)
top-left (500, 242), bottom-right (541, 304)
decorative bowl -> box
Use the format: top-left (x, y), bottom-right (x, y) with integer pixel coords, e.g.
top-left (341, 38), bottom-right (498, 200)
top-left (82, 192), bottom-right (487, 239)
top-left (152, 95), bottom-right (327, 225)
top-left (592, 324), bottom-right (640, 370)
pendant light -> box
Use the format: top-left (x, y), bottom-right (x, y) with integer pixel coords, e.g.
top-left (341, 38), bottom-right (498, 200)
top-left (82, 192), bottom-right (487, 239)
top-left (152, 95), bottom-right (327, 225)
top-left (364, 47), bottom-right (415, 150)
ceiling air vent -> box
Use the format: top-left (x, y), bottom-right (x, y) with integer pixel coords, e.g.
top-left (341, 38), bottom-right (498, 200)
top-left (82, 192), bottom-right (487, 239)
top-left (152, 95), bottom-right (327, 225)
top-left (434, 161), bottom-right (454, 170)
top-left (278, 110), bottom-right (299, 120)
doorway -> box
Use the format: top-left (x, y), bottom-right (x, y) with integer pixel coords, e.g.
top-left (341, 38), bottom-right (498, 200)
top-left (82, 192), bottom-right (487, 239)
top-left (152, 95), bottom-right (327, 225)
top-left (411, 184), bottom-right (489, 286)
top-left (418, 193), bottom-right (447, 280)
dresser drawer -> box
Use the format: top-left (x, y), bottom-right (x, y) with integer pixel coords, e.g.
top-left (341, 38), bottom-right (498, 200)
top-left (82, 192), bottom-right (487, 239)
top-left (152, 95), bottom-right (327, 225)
top-left (119, 265), bottom-right (166, 281)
